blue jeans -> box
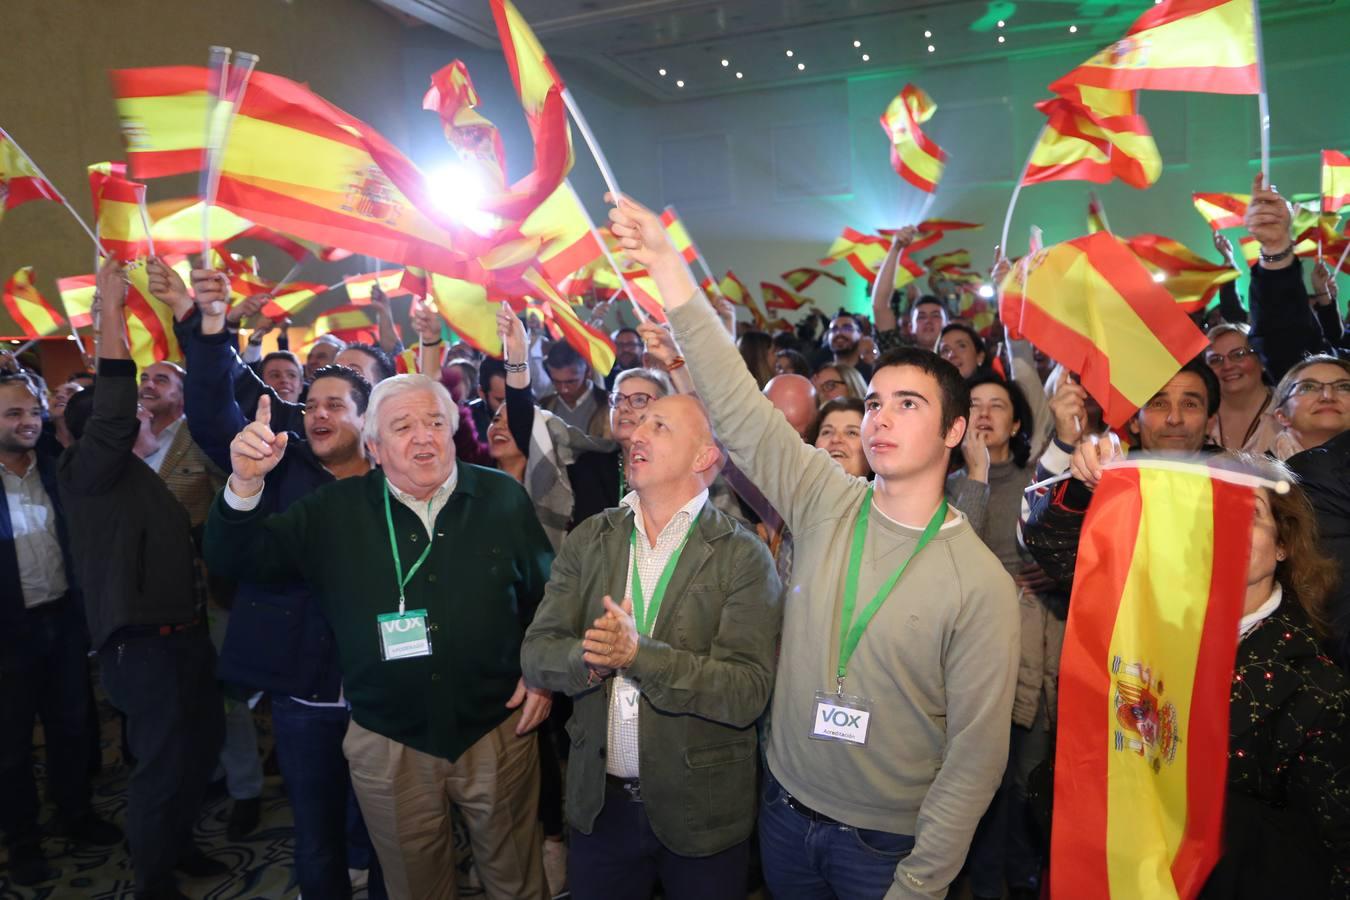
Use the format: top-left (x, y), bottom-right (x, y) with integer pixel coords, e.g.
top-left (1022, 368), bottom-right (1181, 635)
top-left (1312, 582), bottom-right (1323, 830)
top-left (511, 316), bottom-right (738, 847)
top-left (270, 695), bottom-right (385, 900)
top-left (759, 768), bottom-right (914, 899)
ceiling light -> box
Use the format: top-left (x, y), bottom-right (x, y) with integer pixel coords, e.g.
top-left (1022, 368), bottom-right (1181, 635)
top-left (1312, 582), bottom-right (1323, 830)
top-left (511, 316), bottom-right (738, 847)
top-left (735, 71), bottom-right (743, 79)
top-left (797, 62), bottom-right (805, 70)
top-left (853, 40), bottom-right (861, 48)
top-left (721, 59), bottom-right (729, 67)
top-left (861, 53), bottom-right (870, 61)
top-left (998, 35), bottom-right (1005, 43)
top-left (785, 49), bottom-right (794, 57)
top-left (676, 79), bottom-right (685, 87)
top-left (1069, 24), bottom-right (1078, 33)
top-left (927, 44), bottom-right (935, 52)
top-left (924, 30), bottom-right (932, 38)
top-left (658, 68), bottom-right (667, 76)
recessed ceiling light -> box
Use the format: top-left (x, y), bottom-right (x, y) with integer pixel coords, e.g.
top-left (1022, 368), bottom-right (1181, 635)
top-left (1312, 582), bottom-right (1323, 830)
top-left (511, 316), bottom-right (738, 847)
top-left (997, 19), bottom-right (1005, 27)
top-left (853, 40), bottom-right (861, 48)
top-left (658, 68), bottom-right (667, 76)
top-left (924, 30), bottom-right (932, 38)
top-left (927, 44), bottom-right (935, 52)
top-left (997, 35), bottom-right (1005, 43)
top-left (676, 79), bottom-right (685, 88)
top-left (735, 71), bottom-right (743, 79)
top-left (861, 53), bottom-right (870, 61)
top-left (721, 59), bottom-right (729, 67)
top-left (785, 49), bottom-right (794, 57)
top-left (1069, 24), bottom-right (1078, 33)
top-left (797, 62), bottom-right (805, 71)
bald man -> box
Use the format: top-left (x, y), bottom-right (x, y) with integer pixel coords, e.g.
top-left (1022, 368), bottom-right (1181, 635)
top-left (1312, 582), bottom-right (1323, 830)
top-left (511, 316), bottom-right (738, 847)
top-left (523, 394), bottom-right (782, 900)
top-left (763, 374), bottom-right (818, 440)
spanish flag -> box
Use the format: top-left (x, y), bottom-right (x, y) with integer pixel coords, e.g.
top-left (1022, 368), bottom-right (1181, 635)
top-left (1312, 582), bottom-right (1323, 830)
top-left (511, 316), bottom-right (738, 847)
top-left (3, 267), bottom-right (64, 337)
top-left (1322, 150), bottom-right (1350, 215)
top-left (998, 231), bottom-right (1208, 428)
top-left (0, 129), bottom-right (62, 221)
top-left (1050, 0), bottom-right (1261, 97)
top-left (761, 282), bottom-right (812, 311)
top-left (1052, 460), bottom-right (1257, 899)
top-left (1191, 192), bottom-right (1249, 231)
top-left (1023, 89), bottom-right (1161, 189)
top-left (1126, 234), bottom-right (1240, 312)
top-left (110, 66), bottom-right (487, 274)
top-left (879, 84), bottom-right (947, 194)
top-left (780, 267), bottom-right (845, 291)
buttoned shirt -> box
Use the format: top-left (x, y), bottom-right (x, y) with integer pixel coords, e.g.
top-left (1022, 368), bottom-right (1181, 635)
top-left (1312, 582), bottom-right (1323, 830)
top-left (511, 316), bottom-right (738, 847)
top-left (143, 416), bottom-right (185, 473)
top-left (1, 452), bottom-right (68, 608)
top-left (606, 488), bottom-right (709, 778)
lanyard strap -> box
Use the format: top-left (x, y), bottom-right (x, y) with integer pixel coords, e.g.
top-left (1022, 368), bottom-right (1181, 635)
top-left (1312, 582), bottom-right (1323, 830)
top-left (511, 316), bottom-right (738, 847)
top-left (383, 480), bottom-right (436, 615)
top-left (837, 488), bottom-right (946, 690)
top-left (629, 512), bottom-right (699, 635)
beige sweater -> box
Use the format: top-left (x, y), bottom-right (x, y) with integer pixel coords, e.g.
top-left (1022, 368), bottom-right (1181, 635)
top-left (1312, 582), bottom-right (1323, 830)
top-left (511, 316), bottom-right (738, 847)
top-left (670, 297), bottom-right (1019, 899)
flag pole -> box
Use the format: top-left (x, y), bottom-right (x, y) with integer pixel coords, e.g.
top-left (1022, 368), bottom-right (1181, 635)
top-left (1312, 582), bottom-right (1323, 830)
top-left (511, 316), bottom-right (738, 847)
top-left (1251, 0), bottom-right (1271, 181)
top-left (1001, 126), bottom-right (1044, 258)
top-left (0, 128), bottom-right (108, 257)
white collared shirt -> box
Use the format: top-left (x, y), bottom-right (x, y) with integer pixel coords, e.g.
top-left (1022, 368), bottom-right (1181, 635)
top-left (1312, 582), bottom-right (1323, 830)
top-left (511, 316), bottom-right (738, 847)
top-left (143, 416), bottom-right (185, 473)
top-left (1, 451), bottom-right (68, 608)
top-left (606, 488), bottom-right (709, 779)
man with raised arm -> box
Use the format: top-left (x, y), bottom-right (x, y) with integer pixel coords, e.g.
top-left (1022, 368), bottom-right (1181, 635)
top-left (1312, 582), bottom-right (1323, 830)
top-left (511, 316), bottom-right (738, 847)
top-left (608, 195), bottom-right (1018, 899)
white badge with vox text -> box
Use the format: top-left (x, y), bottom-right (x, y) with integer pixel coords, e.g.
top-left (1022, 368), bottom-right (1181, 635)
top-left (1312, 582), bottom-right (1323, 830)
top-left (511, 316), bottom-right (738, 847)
top-left (811, 690), bottom-right (872, 745)
top-left (616, 680), bottom-right (641, 721)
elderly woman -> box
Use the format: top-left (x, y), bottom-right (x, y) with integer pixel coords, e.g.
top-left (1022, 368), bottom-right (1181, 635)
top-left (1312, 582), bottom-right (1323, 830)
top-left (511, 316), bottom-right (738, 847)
top-left (1270, 354), bottom-right (1350, 460)
top-left (1205, 324), bottom-right (1280, 453)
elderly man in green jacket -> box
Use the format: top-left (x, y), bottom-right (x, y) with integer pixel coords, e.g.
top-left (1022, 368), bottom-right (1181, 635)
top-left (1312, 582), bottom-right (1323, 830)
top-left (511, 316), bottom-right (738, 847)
top-left (205, 373), bottom-right (555, 900)
top-left (522, 392), bottom-right (782, 900)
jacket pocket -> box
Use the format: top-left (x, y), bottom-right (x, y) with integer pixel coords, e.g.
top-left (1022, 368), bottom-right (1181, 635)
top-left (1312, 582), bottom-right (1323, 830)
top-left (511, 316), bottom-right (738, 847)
top-left (684, 735), bottom-right (757, 831)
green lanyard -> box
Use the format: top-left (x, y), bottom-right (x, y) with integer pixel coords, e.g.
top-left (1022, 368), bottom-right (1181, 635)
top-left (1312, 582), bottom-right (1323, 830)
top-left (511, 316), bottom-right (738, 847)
top-left (383, 480), bottom-right (436, 615)
top-left (628, 512), bottom-right (699, 635)
top-left (837, 488), bottom-right (946, 692)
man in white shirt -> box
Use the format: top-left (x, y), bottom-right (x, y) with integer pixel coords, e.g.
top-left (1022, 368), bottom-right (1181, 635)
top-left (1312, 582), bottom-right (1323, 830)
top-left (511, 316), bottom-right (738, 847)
top-left (522, 394), bottom-right (782, 899)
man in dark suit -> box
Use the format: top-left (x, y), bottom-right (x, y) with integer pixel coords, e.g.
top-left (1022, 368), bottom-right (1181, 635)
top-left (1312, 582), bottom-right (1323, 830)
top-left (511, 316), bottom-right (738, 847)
top-left (522, 393), bottom-right (782, 899)
top-left (59, 260), bottom-right (225, 900)
top-left (0, 369), bottom-right (121, 886)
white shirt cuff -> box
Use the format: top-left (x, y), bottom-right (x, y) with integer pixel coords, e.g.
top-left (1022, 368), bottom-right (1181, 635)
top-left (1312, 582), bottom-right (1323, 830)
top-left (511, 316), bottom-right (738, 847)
top-left (224, 477), bottom-right (264, 511)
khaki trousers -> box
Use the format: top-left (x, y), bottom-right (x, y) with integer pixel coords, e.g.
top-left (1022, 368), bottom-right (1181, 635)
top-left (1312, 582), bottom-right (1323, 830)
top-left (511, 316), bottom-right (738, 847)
top-left (344, 709), bottom-right (546, 900)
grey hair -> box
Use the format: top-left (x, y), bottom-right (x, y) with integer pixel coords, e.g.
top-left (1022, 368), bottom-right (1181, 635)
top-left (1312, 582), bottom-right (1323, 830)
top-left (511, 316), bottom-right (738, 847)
top-left (613, 367), bottom-right (673, 397)
top-left (362, 374), bottom-right (460, 447)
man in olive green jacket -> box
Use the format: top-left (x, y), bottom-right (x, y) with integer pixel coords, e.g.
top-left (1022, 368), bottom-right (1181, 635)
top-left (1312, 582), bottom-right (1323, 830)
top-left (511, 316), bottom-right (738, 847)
top-left (522, 394), bottom-right (782, 900)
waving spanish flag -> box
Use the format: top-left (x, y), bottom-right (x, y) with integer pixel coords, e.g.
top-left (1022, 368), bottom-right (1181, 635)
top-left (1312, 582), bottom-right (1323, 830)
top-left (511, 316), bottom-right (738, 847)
top-left (1322, 150), bottom-right (1350, 214)
top-left (1023, 88), bottom-right (1161, 189)
top-left (1126, 234), bottom-right (1240, 313)
top-left (998, 231), bottom-right (1208, 428)
top-left (1050, 0), bottom-right (1260, 97)
top-left (879, 84), bottom-right (947, 194)
top-left (1191, 192), bottom-right (1249, 230)
top-left (3, 267), bottom-right (64, 338)
top-left (1052, 460), bottom-right (1257, 899)
top-left (0, 129), bottom-right (62, 222)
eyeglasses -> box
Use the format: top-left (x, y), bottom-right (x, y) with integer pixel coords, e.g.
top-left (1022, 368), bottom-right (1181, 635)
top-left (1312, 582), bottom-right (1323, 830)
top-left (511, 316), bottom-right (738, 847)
top-left (608, 391), bottom-right (655, 409)
top-left (1283, 379), bottom-right (1350, 403)
top-left (1204, 347), bottom-right (1258, 368)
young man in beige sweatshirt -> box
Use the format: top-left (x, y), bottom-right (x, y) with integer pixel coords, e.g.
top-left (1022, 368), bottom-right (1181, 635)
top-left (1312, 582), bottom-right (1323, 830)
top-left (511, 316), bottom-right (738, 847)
top-left (609, 195), bottom-right (1019, 899)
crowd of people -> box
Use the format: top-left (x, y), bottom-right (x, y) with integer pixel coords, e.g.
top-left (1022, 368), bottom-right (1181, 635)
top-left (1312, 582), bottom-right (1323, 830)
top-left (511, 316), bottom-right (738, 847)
top-left (2, 177), bottom-right (1350, 900)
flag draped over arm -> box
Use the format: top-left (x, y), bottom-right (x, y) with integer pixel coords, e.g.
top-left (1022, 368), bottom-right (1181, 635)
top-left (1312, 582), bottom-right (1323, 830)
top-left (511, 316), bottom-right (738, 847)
top-left (879, 84), bottom-right (947, 193)
top-left (998, 231), bottom-right (1208, 427)
top-left (2, 267), bottom-right (64, 338)
top-left (1052, 461), bottom-right (1257, 899)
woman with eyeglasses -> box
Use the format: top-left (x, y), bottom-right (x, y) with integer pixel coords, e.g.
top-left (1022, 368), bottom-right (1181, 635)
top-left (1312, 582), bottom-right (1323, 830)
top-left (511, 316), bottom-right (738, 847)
top-left (1270, 354), bottom-right (1350, 460)
top-left (1205, 324), bottom-right (1281, 453)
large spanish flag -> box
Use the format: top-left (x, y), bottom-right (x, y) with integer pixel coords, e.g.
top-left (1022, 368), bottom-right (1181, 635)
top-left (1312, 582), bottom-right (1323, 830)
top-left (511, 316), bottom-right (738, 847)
top-left (998, 231), bottom-right (1208, 428)
top-left (1191, 192), bottom-right (1249, 230)
top-left (3, 267), bottom-right (65, 337)
top-left (110, 66), bottom-right (486, 274)
top-left (0, 129), bottom-right (62, 221)
top-left (879, 84), bottom-right (947, 194)
top-left (1052, 460), bottom-right (1256, 899)
top-left (1023, 89), bottom-right (1161, 189)
top-left (1126, 234), bottom-right (1240, 312)
top-left (1322, 150), bottom-right (1350, 215)
top-left (1050, 0), bottom-right (1260, 97)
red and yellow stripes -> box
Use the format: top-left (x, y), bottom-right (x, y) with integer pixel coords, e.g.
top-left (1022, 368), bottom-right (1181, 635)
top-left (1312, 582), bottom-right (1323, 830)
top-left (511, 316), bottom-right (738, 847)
top-left (879, 84), bottom-right (947, 194)
top-left (1052, 463), bottom-right (1253, 899)
top-left (1126, 234), bottom-right (1240, 312)
top-left (1322, 150), bottom-right (1350, 215)
top-left (998, 231), bottom-right (1208, 427)
top-left (1050, 0), bottom-right (1260, 97)
top-left (1191, 192), bottom-right (1249, 230)
top-left (3, 267), bottom-right (64, 337)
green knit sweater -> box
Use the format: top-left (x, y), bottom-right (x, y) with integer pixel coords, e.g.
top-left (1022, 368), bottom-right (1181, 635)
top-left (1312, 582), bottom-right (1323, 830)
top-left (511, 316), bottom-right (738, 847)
top-left (204, 464), bottom-right (553, 762)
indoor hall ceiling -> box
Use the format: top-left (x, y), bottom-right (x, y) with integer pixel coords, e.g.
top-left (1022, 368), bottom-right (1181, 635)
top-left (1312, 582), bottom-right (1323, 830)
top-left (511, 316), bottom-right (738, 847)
top-left (374, 0), bottom-right (1344, 101)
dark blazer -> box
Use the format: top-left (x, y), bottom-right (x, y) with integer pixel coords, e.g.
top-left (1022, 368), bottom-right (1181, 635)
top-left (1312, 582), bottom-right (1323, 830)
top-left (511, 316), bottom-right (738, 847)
top-left (1, 438), bottom-right (76, 625)
top-left (58, 359), bottom-right (199, 650)
top-left (521, 501), bottom-right (782, 857)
